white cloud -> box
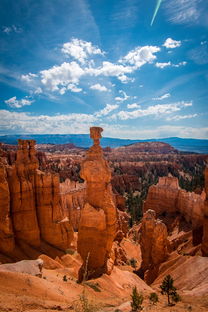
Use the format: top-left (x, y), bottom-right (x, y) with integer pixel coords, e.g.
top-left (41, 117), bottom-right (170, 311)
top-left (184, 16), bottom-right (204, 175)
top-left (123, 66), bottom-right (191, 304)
top-left (163, 38), bottom-right (181, 49)
top-left (5, 96), bottom-right (34, 108)
top-left (34, 87), bottom-right (42, 94)
top-left (155, 61), bottom-right (187, 69)
top-left (120, 45), bottom-right (160, 68)
top-left (111, 101), bottom-right (192, 120)
top-left (21, 73), bottom-right (38, 83)
top-left (95, 104), bottom-right (119, 117)
top-left (165, 0), bottom-right (201, 25)
top-left (153, 93), bottom-right (171, 100)
top-left (172, 61), bottom-right (187, 67)
top-left (2, 25), bottom-right (23, 34)
top-left (61, 38), bottom-right (104, 64)
top-left (166, 114), bottom-right (198, 121)
top-left (115, 90), bottom-right (130, 102)
top-left (90, 83), bottom-right (108, 92)
top-left (127, 103), bottom-right (140, 109)
top-left (155, 62), bottom-right (171, 69)
top-left (40, 61), bottom-right (84, 93)
top-left (67, 84), bottom-right (82, 93)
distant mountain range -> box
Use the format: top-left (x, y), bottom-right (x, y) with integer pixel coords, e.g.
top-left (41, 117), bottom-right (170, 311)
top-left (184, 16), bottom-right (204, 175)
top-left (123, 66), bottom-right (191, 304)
top-left (0, 134), bottom-right (208, 154)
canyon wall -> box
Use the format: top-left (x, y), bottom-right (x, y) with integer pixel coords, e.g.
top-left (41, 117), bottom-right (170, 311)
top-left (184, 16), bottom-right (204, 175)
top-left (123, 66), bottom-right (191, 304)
top-left (202, 167), bottom-right (208, 256)
top-left (0, 140), bottom-right (73, 259)
top-left (77, 127), bottom-right (117, 281)
top-left (144, 176), bottom-right (205, 230)
top-left (60, 179), bottom-right (86, 231)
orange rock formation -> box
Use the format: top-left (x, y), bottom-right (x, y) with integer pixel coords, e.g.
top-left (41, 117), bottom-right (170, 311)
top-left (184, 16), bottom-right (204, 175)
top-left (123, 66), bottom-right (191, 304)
top-left (138, 209), bottom-right (168, 284)
top-left (0, 140), bottom-right (73, 260)
top-left (202, 166), bottom-right (208, 256)
top-left (144, 176), bottom-right (205, 244)
top-left (77, 127), bottom-right (117, 281)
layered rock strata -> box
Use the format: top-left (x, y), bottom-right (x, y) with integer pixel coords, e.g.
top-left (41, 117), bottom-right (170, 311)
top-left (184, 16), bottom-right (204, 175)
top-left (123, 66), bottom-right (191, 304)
top-left (202, 167), bottom-right (208, 256)
top-left (144, 176), bottom-right (205, 244)
top-left (0, 140), bottom-right (73, 258)
top-left (77, 127), bottom-right (117, 281)
top-left (139, 209), bottom-right (168, 284)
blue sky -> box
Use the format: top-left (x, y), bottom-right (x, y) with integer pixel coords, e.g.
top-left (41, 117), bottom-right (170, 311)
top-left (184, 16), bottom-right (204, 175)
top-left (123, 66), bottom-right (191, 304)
top-left (0, 0), bottom-right (208, 139)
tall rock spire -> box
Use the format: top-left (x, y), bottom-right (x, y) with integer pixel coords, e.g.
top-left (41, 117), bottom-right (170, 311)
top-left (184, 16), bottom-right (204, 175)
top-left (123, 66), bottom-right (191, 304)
top-left (77, 127), bottom-right (117, 281)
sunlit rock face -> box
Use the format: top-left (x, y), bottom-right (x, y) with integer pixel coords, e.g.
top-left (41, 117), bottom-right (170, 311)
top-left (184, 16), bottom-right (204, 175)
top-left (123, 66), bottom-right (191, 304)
top-left (139, 209), bottom-right (168, 284)
top-left (144, 176), bottom-right (205, 245)
top-left (0, 140), bottom-right (73, 258)
top-left (202, 167), bottom-right (208, 256)
top-left (77, 127), bottom-right (117, 281)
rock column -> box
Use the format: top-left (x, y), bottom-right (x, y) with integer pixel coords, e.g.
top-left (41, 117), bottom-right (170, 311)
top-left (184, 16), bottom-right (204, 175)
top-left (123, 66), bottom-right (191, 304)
top-left (77, 127), bottom-right (117, 281)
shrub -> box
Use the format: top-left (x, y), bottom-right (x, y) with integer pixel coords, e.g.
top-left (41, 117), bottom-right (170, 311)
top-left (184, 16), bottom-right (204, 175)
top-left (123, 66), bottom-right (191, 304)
top-left (63, 275), bottom-right (67, 282)
top-left (73, 291), bottom-right (98, 312)
top-left (129, 258), bottom-right (137, 268)
top-left (160, 275), bottom-right (181, 306)
top-left (131, 286), bottom-right (143, 311)
top-left (149, 292), bottom-right (158, 305)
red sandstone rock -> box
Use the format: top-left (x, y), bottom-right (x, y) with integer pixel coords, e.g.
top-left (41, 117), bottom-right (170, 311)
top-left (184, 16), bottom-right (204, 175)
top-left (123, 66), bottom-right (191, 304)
top-left (60, 179), bottom-right (86, 231)
top-left (0, 164), bottom-right (14, 252)
top-left (202, 167), bottom-right (208, 256)
top-left (0, 140), bottom-right (74, 259)
top-left (144, 176), bottom-right (205, 245)
top-left (139, 209), bottom-right (168, 284)
top-left (77, 127), bottom-right (117, 281)
top-left (143, 177), bottom-right (180, 215)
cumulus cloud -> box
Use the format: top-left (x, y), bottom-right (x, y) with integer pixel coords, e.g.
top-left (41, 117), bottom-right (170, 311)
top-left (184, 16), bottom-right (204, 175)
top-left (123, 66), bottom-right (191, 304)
top-left (153, 93), bottom-right (171, 100)
top-left (40, 61), bottom-right (84, 94)
top-left (61, 38), bottom-right (104, 64)
top-left (120, 45), bottom-right (160, 68)
top-left (115, 90), bottom-right (130, 102)
top-left (111, 101), bottom-right (192, 120)
top-left (163, 38), bottom-right (181, 49)
top-left (95, 104), bottom-right (119, 117)
top-left (90, 83), bottom-right (108, 92)
top-left (5, 96), bottom-right (34, 108)
top-left (127, 103), bottom-right (140, 109)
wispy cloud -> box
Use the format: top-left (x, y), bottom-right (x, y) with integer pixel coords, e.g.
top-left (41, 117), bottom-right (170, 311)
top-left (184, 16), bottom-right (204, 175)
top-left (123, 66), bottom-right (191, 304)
top-left (111, 101), bottom-right (192, 120)
top-left (2, 25), bottom-right (23, 34)
top-left (95, 104), bottom-right (119, 117)
top-left (115, 90), bottom-right (130, 102)
top-left (155, 61), bottom-right (187, 68)
top-left (152, 93), bottom-right (171, 100)
top-left (164, 0), bottom-right (207, 26)
top-left (166, 113), bottom-right (198, 121)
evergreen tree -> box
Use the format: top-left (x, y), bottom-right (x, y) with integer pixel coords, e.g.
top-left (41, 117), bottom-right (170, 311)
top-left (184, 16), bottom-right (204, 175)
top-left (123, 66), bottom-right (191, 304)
top-left (131, 286), bottom-right (143, 311)
top-left (160, 275), bottom-right (181, 306)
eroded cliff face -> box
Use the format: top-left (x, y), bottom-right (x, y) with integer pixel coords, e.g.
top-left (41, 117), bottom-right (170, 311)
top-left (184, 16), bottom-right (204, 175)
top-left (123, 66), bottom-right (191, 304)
top-left (138, 209), bottom-right (168, 284)
top-left (0, 140), bottom-right (73, 260)
top-left (202, 167), bottom-right (208, 256)
top-left (60, 179), bottom-right (86, 231)
top-left (144, 176), bottom-right (205, 242)
top-left (77, 127), bottom-right (117, 281)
